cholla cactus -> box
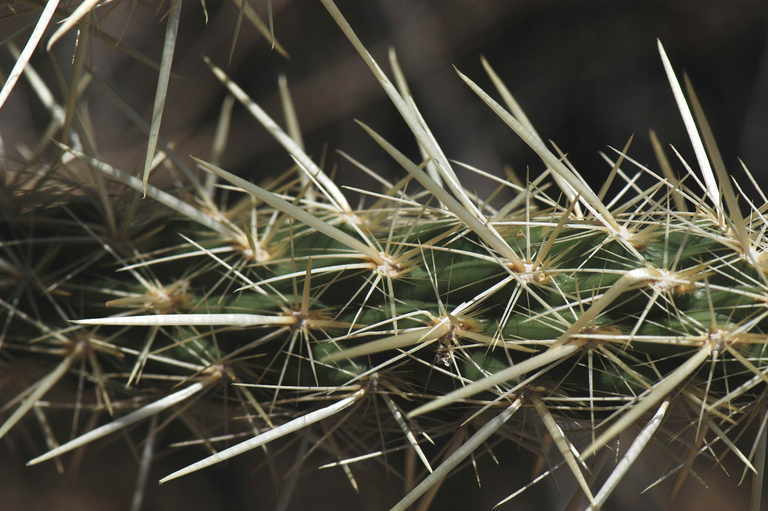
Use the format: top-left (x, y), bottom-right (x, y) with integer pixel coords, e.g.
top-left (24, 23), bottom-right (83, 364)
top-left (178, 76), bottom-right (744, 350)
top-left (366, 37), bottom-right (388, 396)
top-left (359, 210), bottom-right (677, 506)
top-left (2, 1), bottom-right (767, 510)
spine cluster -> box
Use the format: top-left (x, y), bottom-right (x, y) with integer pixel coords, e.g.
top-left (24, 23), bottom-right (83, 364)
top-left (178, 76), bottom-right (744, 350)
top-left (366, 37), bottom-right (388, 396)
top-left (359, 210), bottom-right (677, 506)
top-left (2, 1), bottom-right (766, 509)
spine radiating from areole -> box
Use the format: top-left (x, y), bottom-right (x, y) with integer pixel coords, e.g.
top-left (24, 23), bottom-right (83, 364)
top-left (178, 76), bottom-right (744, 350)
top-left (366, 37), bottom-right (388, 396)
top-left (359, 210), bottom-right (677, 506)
top-left (1, 1), bottom-right (765, 510)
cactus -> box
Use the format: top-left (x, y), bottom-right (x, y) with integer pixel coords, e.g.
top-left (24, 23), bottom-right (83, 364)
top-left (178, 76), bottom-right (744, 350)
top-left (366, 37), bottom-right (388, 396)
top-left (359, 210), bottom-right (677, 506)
top-left (2, 1), bottom-right (767, 510)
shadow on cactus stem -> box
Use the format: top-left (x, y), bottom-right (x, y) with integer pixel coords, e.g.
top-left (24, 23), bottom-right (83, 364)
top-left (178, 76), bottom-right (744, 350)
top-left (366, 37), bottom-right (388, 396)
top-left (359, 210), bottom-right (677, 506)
top-left (2, 1), bottom-right (768, 510)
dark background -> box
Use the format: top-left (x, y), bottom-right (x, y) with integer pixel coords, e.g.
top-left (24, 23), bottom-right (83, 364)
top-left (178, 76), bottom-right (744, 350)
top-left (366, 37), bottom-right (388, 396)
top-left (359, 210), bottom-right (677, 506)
top-left (1, 1), bottom-right (767, 509)
top-left (3, 1), bottom-right (768, 195)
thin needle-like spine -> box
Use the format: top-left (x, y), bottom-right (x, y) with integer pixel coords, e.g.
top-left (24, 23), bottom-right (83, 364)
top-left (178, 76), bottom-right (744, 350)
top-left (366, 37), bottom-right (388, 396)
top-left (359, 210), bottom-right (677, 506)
top-left (657, 40), bottom-right (721, 219)
top-left (532, 397), bottom-right (595, 507)
top-left (357, 121), bottom-right (522, 266)
top-left (0, 0), bottom-right (61, 110)
top-left (56, 144), bottom-right (236, 237)
top-left (382, 393), bottom-right (433, 474)
top-left (0, 343), bottom-right (83, 439)
top-left (582, 344), bottom-right (712, 460)
top-left (194, 158), bottom-right (382, 263)
top-left (160, 389), bottom-right (365, 483)
top-left (408, 343), bottom-right (580, 418)
top-left (204, 58), bottom-right (350, 213)
top-left (142, 0), bottom-right (182, 193)
top-left (47, 0), bottom-right (101, 51)
top-left (391, 399), bottom-right (522, 511)
top-left (28, 379), bottom-right (212, 465)
top-left (75, 314), bottom-right (296, 327)
top-left (454, 67), bottom-right (623, 238)
top-left (586, 401), bottom-right (669, 510)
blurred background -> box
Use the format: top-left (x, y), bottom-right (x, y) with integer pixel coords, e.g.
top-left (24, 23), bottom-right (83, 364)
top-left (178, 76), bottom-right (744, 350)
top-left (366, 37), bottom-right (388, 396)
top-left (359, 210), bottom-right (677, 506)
top-left (1, 1), bottom-right (767, 509)
top-left (3, 0), bottom-right (768, 195)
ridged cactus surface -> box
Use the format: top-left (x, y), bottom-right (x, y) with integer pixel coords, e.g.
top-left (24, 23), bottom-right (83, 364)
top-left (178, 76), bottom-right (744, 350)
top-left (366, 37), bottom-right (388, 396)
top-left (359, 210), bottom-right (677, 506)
top-left (1, 1), bottom-right (767, 510)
